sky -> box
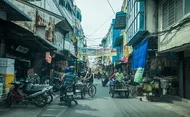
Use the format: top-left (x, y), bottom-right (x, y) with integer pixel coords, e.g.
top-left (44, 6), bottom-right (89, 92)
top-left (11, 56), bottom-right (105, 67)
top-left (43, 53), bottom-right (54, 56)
top-left (75, 0), bottom-right (123, 47)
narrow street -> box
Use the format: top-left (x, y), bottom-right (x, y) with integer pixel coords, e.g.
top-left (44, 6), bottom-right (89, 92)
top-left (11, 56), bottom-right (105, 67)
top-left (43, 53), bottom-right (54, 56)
top-left (1, 79), bottom-right (182, 117)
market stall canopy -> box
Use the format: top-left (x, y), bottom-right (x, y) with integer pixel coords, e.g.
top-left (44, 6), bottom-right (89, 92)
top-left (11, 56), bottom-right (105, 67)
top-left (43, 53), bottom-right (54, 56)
top-left (0, 0), bottom-right (32, 21)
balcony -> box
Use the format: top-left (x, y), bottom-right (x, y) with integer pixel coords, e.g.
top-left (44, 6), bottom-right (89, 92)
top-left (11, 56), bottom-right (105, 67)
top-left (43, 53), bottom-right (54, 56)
top-left (114, 36), bottom-right (123, 46)
top-left (126, 0), bottom-right (147, 46)
top-left (114, 12), bottom-right (126, 30)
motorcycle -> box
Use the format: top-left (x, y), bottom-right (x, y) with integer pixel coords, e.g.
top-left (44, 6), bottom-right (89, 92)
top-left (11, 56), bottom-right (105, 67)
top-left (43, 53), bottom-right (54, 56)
top-left (52, 77), bottom-right (61, 92)
top-left (6, 81), bottom-right (48, 107)
top-left (60, 85), bottom-right (78, 107)
top-left (26, 84), bottom-right (54, 104)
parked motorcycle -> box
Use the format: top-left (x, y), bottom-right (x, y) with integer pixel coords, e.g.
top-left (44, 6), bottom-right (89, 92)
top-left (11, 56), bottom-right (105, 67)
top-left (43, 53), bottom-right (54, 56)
top-left (26, 84), bottom-right (54, 104)
top-left (52, 77), bottom-right (61, 92)
top-left (7, 81), bottom-right (48, 107)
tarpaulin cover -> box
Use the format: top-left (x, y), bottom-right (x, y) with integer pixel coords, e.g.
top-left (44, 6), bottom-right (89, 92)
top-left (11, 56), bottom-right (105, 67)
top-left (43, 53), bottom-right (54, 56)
top-left (132, 38), bottom-right (148, 70)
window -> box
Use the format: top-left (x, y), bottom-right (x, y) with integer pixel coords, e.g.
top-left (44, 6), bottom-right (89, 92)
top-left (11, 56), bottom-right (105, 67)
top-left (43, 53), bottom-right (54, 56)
top-left (185, 0), bottom-right (190, 14)
top-left (162, 0), bottom-right (184, 29)
top-left (59, 0), bottom-right (65, 6)
top-left (176, 0), bottom-right (183, 22)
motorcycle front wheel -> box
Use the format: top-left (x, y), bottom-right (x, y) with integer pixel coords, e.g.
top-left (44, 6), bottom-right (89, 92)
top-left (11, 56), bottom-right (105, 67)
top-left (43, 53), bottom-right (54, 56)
top-left (34, 95), bottom-right (47, 107)
top-left (47, 93), bottom-right (53, 104)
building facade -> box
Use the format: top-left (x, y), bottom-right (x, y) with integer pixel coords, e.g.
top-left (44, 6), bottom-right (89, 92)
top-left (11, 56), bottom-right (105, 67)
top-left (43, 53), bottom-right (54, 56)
top-left (157, 0), bottom-right (190, 99)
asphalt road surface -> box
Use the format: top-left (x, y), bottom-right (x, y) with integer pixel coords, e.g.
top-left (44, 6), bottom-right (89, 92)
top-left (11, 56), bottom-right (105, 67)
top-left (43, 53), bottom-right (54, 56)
top-left (0, 79), bottom-right (182, 117)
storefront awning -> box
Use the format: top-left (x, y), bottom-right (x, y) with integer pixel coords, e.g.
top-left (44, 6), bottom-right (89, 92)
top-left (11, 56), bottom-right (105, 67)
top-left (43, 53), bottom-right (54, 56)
top-left (69, 52), bottom-right (77, 59)
top-left (1, 19), bottom-right (57, 52)
top-left (55, 19), bottom-right (73, 33)
top-left (114, 36), bottom-right (123, 46)
top-left (53, 50), bottom-right (67, 61)
top-left (0, 0), bottom-right (32, 21)
top-left (132, 38), bottom-right (148, 70)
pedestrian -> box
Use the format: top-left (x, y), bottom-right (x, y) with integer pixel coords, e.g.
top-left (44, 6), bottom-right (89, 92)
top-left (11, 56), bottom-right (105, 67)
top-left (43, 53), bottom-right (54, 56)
top-left (83, 68), bottom-right (93, 85)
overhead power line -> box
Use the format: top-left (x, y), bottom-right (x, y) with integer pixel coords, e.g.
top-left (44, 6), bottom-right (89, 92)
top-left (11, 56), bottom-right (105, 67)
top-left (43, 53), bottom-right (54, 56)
top-left (88, 14), bottom-right (114, 37)
top-left (106, 0), bottom-right (116, 15)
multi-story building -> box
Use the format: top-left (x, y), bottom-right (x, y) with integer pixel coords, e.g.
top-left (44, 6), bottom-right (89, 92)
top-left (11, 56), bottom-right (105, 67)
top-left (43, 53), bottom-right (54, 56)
top-left (157, 0), bottom-right (190, 99)
top-left (0, 0), bottom-right (84, 85)
top-left (126, 0), bottom-right (158, 71)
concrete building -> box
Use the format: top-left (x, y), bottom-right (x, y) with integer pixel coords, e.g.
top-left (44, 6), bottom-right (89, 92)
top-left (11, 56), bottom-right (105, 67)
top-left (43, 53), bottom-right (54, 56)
top-left (126, 0), bottom-right (158, 72)
top-left (157, 0), bottom-right (190, 99)
top-left (0, 0), bottom-right (84, 83)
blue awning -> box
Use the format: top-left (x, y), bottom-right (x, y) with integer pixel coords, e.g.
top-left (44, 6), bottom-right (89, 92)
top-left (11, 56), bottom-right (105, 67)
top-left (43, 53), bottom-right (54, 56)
top-left (0, 0), bottom-right (32, 21)
top-left (132, 38), bottom-right (148, 70)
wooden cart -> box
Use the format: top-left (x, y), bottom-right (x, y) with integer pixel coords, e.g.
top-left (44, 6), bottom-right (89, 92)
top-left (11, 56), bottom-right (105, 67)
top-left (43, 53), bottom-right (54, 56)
top-left (109, 83), bottom-right (129, 98)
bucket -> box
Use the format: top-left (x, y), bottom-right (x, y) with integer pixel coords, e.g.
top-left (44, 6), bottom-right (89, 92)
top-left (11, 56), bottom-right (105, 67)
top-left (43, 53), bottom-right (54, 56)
top-left (146, 84), bottom-right (152, 92)
top-left (2, 74), bottom-right (15, 89)
top-left (154, 82), bottom-right (159, 89)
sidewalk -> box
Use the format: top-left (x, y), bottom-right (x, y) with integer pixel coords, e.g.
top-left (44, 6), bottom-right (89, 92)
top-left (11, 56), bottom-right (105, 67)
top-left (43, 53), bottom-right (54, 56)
top-left (137, 95), bottom-right (190, 117)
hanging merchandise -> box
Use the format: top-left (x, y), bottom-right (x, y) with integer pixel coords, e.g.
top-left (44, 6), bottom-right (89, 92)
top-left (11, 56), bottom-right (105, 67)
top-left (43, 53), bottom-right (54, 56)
top-left (134, 68), bottom-right (144, 83)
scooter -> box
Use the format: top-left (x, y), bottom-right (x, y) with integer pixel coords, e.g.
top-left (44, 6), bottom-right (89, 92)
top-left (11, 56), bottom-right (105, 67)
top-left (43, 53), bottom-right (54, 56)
top-left (7, 81), bottom-right (48, 107)
top-left (25, 84), bottom-right (54, 104)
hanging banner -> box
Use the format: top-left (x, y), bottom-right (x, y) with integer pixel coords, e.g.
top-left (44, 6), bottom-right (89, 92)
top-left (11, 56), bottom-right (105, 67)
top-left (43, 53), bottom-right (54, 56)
top-left (124, 45), bottom-right (129, 58)
top-left (45, 52), bottom-right (52, 64)
top-left (79, 48), bottom-right (117, 56)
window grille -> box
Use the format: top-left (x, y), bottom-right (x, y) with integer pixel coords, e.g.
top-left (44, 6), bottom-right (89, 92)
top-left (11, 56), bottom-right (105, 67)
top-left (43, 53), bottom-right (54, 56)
top-left (176, 0), bottom-right (183, 22)
top-left (185, 0), bottom-right (190, 14)
top-left (162, 0), bottom-right (184, 29)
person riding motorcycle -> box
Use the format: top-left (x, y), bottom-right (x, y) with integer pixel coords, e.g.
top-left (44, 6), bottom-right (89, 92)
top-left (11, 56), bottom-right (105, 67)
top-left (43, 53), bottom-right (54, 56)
top-left (60, 66), bottom-right (77, 101)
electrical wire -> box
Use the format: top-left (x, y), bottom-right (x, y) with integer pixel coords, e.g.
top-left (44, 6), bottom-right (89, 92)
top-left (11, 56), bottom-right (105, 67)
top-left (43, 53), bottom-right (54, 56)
top-left (87, 14), bottom-right (115, 37)
top-left (106, 0), bottom-right (116, 15)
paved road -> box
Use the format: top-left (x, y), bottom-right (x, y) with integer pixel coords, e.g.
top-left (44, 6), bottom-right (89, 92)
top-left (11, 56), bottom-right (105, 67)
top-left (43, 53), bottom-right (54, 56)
top-left (0, 79), bottom-right (183, 117)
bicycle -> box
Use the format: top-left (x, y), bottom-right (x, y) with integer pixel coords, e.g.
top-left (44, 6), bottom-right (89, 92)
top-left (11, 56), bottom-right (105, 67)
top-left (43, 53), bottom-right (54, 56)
top-left (80, 79), bottom-right (97, 98)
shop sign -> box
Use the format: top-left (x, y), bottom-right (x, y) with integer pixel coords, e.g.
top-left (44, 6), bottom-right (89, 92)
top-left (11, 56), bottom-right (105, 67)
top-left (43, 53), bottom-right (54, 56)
top-left (45, 52), bottom-right (52, 64)
top-left (15, 46), bottom-right (29, 54)
top-left (79, 48), bottom-right (117, 57)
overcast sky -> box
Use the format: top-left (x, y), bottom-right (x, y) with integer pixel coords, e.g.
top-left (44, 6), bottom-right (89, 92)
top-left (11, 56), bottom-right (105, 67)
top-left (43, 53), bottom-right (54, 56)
top-left (75, 0), bottom-right (123, 47)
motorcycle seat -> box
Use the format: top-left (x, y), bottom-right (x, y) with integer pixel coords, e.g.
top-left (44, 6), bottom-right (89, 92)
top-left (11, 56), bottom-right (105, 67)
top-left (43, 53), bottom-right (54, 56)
top-left (23, 88), bottom-right (43, 95)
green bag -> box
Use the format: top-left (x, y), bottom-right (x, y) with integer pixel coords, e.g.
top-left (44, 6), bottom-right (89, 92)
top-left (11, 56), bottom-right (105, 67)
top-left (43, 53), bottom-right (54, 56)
top-left (134, 68), bottom-right (144, 83)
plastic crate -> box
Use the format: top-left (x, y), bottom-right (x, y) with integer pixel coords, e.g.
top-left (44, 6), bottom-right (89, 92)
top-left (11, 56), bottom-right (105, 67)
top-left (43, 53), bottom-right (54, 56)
top-left (0, 66), bottom-right (14, 74)
top-left (0, 58), bottom-right (15, 67)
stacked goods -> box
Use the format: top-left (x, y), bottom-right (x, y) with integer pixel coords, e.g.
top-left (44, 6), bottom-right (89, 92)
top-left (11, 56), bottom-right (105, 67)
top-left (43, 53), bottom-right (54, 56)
top-left (0, 58), bottom-right (15, 93)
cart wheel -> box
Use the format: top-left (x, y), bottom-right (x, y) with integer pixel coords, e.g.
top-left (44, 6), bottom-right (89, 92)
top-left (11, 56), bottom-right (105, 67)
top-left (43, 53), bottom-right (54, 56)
top-left (125, 91), bottom-right (129, 98)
